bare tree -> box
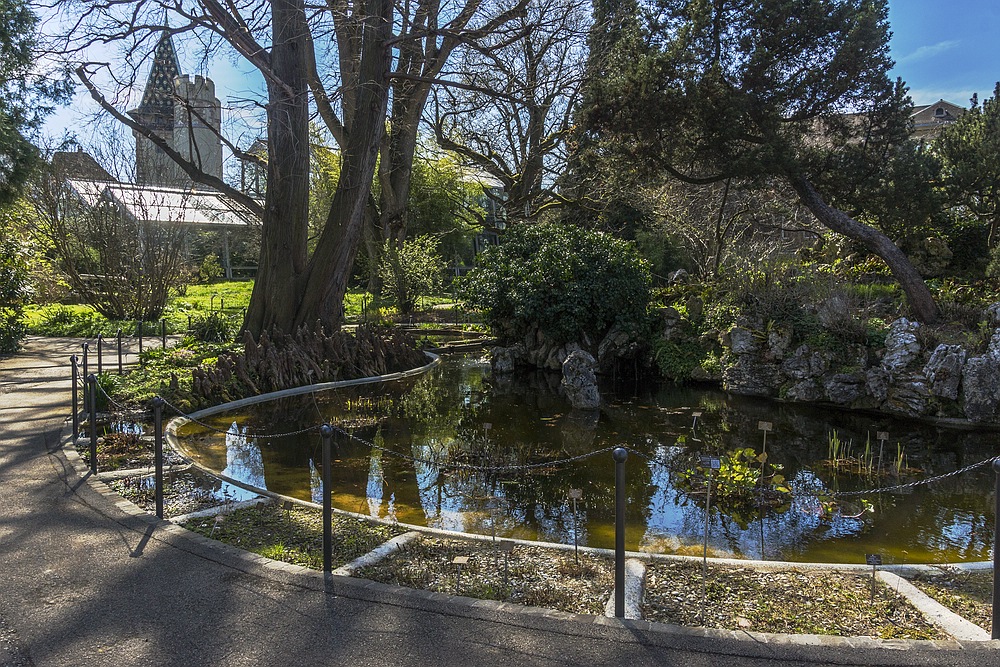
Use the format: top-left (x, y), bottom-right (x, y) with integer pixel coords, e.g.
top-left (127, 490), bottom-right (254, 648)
top-left (650, 178), bottom-right (822, 279)
top-left (432, 0), bottom-right (588, 223)
top-left (28, 149), bottom-right (189, 320)
top-left (52, 0), bottom-right (533, 335)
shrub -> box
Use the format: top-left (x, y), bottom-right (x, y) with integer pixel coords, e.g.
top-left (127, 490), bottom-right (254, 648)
top-left (190, 311), bottom-right (235, 343)
top-left (463, 223), bottom-right (651, 345)
top-left (198, 254), bottom-right (224, 283)
top-left (379, 236), bottom-right (444, 314)
top-left (0, 224), bottom-right (31, 353)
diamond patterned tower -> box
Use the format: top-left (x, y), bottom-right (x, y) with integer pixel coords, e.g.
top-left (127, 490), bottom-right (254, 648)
top-left (128, 32), bottom-right (222, 186)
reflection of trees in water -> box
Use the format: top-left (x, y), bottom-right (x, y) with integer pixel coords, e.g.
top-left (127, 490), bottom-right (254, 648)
top-left (192, 354), bottom-right (997, 559)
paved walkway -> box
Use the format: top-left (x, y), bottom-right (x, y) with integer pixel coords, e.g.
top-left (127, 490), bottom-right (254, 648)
top-left (0, 337), bottom-right (995, 667)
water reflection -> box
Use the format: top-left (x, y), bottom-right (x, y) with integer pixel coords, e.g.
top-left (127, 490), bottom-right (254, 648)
top-left (175, 354), bottom-right (998, 564)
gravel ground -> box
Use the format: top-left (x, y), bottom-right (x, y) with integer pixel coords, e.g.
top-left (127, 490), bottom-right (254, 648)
top-left (110, 472), bottom-right (236, 517)
top-left (907, 570), bottom-right (993, 634)
top-left (643, 561), bottom-right (944, 639)
top-left (358, 537), bottom-right (614, 616)
top-left (99, 474), bottom-right (979, 638)
top-left (181, 504), bottom-right (404, 570)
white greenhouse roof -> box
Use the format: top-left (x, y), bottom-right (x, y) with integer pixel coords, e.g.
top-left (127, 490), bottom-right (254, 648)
top-left (66, 179), bottom-right (259, 227)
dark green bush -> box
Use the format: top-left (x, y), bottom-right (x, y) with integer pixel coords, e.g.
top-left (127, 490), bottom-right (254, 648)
top-left (0, 228), bottom-right (30, 352)
top-left (190, 311), bottom-right (235, 343)
top-left (462, 223), bottom-right (651, 345)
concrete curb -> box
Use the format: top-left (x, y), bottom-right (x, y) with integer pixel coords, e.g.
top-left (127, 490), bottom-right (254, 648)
top-left (878, 571), bottom-right (991, 641)
top-left (170, 497), bottom-right (269, 523)
top-left (604, 558), bottom-right (645, 620)
top-left (333, 531), bottom-right (421, 576)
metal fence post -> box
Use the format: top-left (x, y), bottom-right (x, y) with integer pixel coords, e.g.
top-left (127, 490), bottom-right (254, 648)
top-left (117, 328), bottom-right (123, 375)
top-left (81, 343), bottom-right (90, 412)
top-left (613, 447), bottom-right (628, 618)
top-left (138, 320), bottom-right (144, 364)
top-left (87, 374), bottom-right (98, 475)
top-left (992, 458), bottom-right (1000, 640)
top-left (160, 319), bottom-right (166, 349)
top-left (321, 424), bottom-right (334, 574)
top-left (70, 355), bottom-right (79, 439)
top-left (96, 334), bottom-right (103, 376)
top-left (153, 397), bottom-right (165, 519)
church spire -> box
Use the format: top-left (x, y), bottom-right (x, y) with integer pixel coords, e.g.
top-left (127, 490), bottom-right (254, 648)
top-left (129, 31), bottom-right (180, 129)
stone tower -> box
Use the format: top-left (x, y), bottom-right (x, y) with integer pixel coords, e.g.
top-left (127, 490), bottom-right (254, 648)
top-left (127, 32), bottom-right (223, 187)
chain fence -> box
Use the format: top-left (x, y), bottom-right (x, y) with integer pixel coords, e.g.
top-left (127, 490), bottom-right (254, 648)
top-left (69, 339), bottom-right (1000, 512)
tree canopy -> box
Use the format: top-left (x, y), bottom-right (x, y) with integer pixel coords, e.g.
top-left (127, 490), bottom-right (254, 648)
top-left (579, 0), bottom-right (939, 322)
top-left (64, 0), bottom-right (532, 336)
top-left (0, 0), bottom-right (70, 205)
top-left (936, 83), bottom-right (1000, 247)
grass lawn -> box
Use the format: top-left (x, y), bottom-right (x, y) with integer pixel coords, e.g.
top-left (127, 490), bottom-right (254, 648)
top-left (24, 279), bottom-right (477, 338)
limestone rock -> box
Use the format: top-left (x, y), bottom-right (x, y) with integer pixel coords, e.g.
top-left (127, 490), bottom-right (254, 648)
top-left (766, 326), bottom-right (793, 361)
top-left (782, 345), bottom-right (832, 380)
top-left (923, 344), bottom-right (966, 401)
top-left (562, 350), bottom-right (600, 410)
top-left (884, 374), bottom-right (931, 417)
top-left (865, 367), bottom-right (890, 403)
top-left (723, 326), bottom-right (757, 355)
top-left (490, 344), bottom-right (525, 374)
top-left (723, 356), bottom-right (781, 397)
top-left (881, 318), bottom-right (921, 373)
top-left (685, 296), bottom-right (704, 321)
top-left (597, 326), bottom-right (641, 374)
top-left (988, 330), bottom-right (1000, 358)
top-left (823, 373), bottom-right (865, 406)
top-left (817, 294), bottom-right (851, 330)
top-left (784, 379), bottom-right (824, 402)
top-left (985, 303), bottom-right (1000, 328)
top-left (962, 354), bottom-right (1000, 422)
top-left (668, 269), bottom-right (689, 284)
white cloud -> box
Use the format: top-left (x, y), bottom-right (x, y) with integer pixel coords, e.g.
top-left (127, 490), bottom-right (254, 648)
top-left (896, 40), bottom-right (962, 66)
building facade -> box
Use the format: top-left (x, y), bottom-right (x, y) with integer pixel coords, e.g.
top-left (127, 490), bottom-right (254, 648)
top-left (127, 32), bottom-right (223, 186)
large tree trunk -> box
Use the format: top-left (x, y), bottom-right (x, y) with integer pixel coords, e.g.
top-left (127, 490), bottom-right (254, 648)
top-left (246, 0), bottom-right (392, 335)
top-left (294, 0), bottom-right (393, 329)
top-left (789, 174), bottom-right (939, 324)
top-left (245, 0), bottom-right (312, 335)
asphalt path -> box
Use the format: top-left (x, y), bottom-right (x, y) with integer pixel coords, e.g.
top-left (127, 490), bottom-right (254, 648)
top-left (0, 337), bottom-right (996, 667)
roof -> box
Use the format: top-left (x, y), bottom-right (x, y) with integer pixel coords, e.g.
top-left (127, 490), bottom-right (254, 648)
top-left (65, 179), bottom-right (260, 228)
top-left (910, 99), bottom-right (965, 136)
top-left (51, 150), bottom-right (116, 182)
top-left (128, 31), bottom-right (180, 127)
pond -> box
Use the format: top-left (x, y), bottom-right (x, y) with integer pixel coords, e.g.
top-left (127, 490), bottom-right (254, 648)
top-left (174, 353), bottom-right (998, 564)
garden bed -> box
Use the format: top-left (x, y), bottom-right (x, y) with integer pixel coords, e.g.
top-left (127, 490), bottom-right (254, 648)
top-left (358, 537), bottom-right (614, 615)
top-left (643, 561), bottom-right (944, 639)
top-left (109, 471), bottom-right (243, 517)
top-left (181, 503), bottom-right (404, 570)
top-left (907, 570), bottom-right (993, 634)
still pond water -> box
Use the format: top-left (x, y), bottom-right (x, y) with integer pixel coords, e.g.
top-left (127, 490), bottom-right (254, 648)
top-left (175, 354), bottom-right (998, 564)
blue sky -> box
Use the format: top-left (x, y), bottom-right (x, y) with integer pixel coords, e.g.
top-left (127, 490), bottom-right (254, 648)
top-left (888, 0), bottom-right (1000, 106)
top-left (42, 1), bottom-right (1000, 146)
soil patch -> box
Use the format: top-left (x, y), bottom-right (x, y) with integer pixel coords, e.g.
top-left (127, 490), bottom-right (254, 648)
top-left (643, 561), bottom-right (944, 639)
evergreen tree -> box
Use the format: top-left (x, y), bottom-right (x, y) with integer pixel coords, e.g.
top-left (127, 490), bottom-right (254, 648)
top-left (0, 1), bottom-right (70, 204)
top-left (578, 0), bottom-right (939, 321)
top-left (936, 84), bottom-right (1000, 247)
